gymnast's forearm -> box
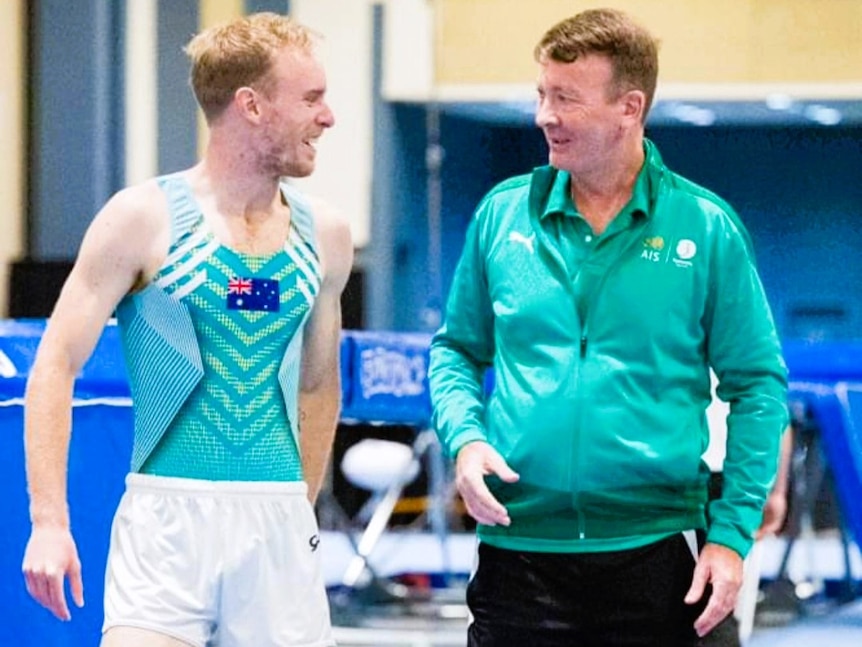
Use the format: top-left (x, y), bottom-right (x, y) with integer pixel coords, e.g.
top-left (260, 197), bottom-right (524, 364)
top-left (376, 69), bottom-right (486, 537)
top-left (24, 360), bottom-right (76, 528)
top-left (299, 376), bottom-right (341, 504)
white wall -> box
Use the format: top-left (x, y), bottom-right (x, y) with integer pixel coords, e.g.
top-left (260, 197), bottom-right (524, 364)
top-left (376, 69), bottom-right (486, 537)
top-left (290, 0), bottom-right (376, 248)
top-left (0, 0), bottom-right (25, 316)
top-left (125, 0), bottom-right (159, 186)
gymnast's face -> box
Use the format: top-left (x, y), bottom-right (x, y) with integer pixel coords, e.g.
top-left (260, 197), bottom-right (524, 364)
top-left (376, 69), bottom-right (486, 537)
top-left (255, 48), bottom-right (335, 179)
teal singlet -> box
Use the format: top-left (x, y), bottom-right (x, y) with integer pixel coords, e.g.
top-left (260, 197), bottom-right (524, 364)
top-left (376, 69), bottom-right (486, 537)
top-left (138, 175), bottom-right (321, 481)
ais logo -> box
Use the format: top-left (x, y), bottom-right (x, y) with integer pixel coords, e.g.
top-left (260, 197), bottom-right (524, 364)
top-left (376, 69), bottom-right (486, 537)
top-left (640, 236), bottom-right (664, 262)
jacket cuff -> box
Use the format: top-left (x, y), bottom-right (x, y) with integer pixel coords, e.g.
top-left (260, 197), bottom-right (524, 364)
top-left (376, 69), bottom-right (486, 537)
top-left (706, 522), bottom-right (754, 560)
top-left (447, 429), bottom-right (489, 459)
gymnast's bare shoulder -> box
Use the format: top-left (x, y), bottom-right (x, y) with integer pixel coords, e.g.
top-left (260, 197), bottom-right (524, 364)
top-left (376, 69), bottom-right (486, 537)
top-left (90, 178), bottom-right (173, 293)
top-left (37, 179), bottom-right (172, 364)
top-left (305, 194), bottom-right (353, 294)
top-left (55, 180), bottom-right (170, 319)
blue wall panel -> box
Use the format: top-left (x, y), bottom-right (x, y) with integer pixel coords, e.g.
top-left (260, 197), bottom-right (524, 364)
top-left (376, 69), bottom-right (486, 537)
top-left (29, 0), bottom-right (125, 261)
top-left (649, 126), bottom-right (862, 340)
top-left (0, 405), bottom-right (133, 647)
top-left (0, 321), bottom-right (132, 646)
top-left (157, 0), bottom-right (199, 175)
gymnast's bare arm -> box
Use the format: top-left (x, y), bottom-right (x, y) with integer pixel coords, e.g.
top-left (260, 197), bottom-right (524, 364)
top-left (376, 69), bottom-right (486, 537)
top-left (21, 181), bottom-right (169, 621)
top-left (298, 198), bottom-right (353, 504)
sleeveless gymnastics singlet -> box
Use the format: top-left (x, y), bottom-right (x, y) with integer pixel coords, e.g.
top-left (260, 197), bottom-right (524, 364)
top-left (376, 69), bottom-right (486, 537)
top-left (134, 174), bottom-right (321, 481)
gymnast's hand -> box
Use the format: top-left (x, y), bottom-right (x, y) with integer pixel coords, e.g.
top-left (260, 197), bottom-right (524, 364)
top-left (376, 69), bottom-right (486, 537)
top-left (22, 525), bottom-right (84, 621)
top-left (455, 440), bottom-right (519, 526)
top-left (684, 542), bottom-right (743, 637)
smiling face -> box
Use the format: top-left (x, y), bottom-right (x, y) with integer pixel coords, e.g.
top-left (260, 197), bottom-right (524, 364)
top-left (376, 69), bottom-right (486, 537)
top-left (254, 48), bottom-right (335, 179)
top-left (535, 54), bottom-right (638, 177)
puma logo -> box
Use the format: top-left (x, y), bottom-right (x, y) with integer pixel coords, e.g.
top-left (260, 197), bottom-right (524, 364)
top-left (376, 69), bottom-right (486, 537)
top-left (508, 231), bottom-right (535, 253)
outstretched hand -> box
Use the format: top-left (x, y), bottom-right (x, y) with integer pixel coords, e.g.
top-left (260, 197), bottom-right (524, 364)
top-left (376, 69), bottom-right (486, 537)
top-left (22, 526), bottom-right (84, 621)
top-left (455, 441), bottom-right (519, 526)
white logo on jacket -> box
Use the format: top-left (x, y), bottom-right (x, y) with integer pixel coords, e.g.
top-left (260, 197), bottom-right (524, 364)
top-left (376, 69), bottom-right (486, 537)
top-left (508, 231), bottom-right (535, 253)
top-left (673, 239), bottom-right (697, 268)
top-left (676, 239), bottom-right (697, 260)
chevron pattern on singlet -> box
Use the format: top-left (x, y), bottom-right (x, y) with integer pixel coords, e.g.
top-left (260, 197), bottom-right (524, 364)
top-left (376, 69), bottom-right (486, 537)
top-left (140, 193), bottom-right (321, 481)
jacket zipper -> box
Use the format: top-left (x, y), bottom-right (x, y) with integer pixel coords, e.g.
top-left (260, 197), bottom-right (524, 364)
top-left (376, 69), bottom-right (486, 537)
top-left (571, 219), bottom-right (650, 540)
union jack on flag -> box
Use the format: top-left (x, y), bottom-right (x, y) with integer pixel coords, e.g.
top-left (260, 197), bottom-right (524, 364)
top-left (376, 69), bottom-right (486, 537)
top-left (228, 277), bottom-right (253, 295)
top-left (226, 276), bottom-right (280, 312)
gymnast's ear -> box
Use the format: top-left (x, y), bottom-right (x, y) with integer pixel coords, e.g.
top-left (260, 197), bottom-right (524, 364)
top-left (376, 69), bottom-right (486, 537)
top-left (234, 86), bottom-right (263, 122)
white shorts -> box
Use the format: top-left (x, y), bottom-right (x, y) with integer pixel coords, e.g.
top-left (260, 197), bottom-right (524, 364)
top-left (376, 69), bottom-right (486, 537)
top-left (103, 474), bottom-right (335, 647)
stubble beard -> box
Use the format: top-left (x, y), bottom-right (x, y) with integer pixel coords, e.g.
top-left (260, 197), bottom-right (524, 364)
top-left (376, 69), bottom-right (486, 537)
top-left (257, 146), bottom-right (314, 181)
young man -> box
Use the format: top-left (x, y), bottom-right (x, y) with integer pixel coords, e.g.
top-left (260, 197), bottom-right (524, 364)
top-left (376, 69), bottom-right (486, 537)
top-left (429, 8), bottom-right (788, 646)
top-left (22, 13), bottom-right (352, 647)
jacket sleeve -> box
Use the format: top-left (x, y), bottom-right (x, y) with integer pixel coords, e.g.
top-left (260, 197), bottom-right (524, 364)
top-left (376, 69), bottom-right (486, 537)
top-left (428, 209), bottom-right (496, 458)
top-left (704, 209), bottom-right (789, 558)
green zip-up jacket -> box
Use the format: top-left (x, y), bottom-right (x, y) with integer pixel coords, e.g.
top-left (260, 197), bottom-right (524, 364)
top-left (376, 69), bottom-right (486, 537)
top-left (429, 140), bottom-right (788, 558)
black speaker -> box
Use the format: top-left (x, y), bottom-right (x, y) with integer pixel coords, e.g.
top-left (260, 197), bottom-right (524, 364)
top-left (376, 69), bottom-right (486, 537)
top-left (341, 267), bottom-right (364, 330)
top-left (8, 259), bottom-right (74, 318)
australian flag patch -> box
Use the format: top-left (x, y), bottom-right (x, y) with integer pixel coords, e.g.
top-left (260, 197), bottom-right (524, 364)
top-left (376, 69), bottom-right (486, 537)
top-left (226, 277), bottom-right (280, 312)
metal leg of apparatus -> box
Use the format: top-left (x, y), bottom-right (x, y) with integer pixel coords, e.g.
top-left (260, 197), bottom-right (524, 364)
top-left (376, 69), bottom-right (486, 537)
top-left (341, 430), bottom-right (438, 588)
top-left (425, 430), bottom-right (452, 587)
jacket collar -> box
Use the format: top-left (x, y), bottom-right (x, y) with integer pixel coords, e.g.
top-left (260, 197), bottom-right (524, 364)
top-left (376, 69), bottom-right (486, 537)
top-left (529, 138), bottom-right (665, 222)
